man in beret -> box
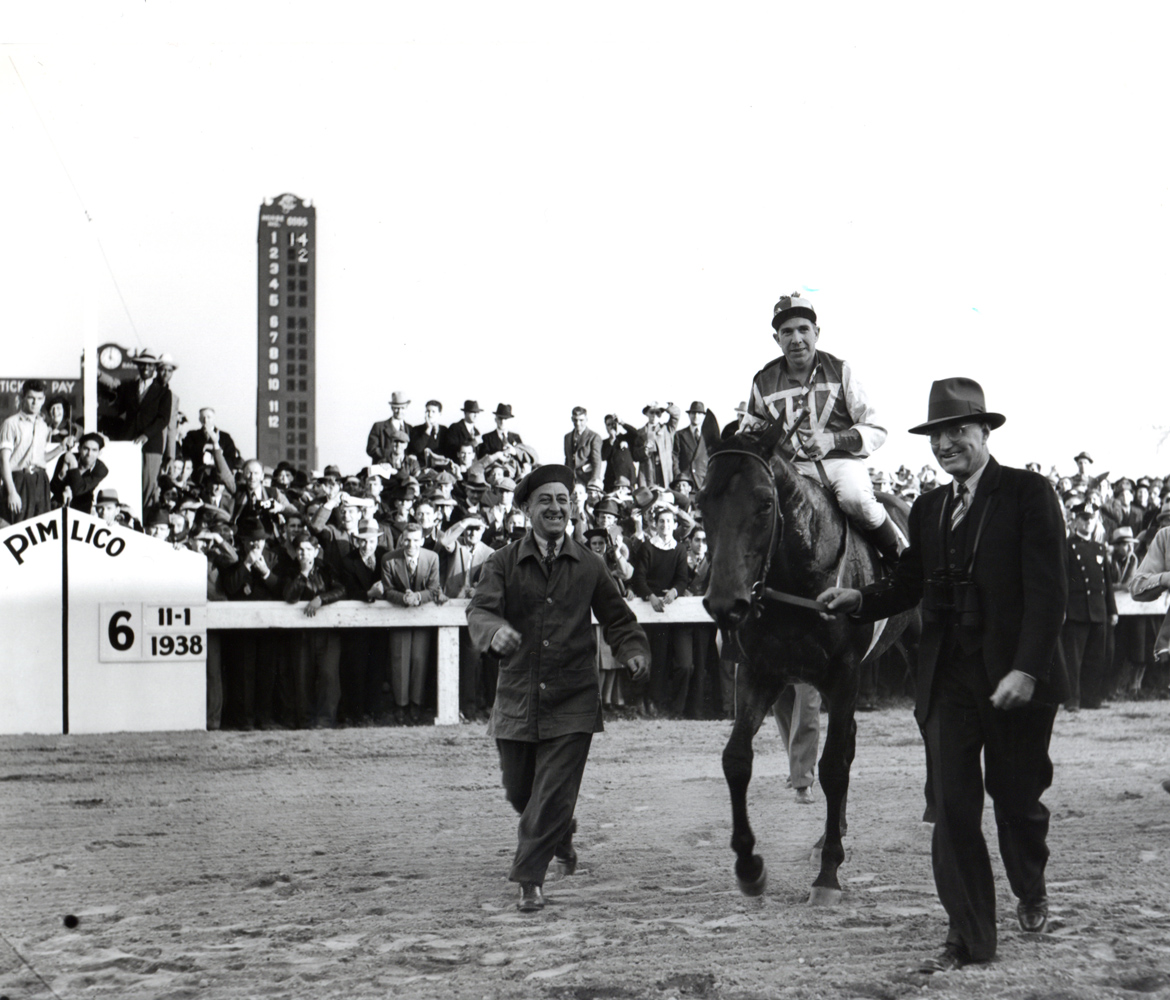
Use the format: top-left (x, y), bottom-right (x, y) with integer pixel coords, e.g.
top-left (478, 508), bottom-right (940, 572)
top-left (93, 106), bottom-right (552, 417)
top-left (819, 377), bottom-right (1067, 973)
top-left (746, 292), bottom-right (904, 563)
top-left (467, 464), bottom-right (650, 912)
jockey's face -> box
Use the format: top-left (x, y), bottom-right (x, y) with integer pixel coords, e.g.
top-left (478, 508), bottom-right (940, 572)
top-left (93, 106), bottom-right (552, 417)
top-left (774, 316), bottom-right (819, 370)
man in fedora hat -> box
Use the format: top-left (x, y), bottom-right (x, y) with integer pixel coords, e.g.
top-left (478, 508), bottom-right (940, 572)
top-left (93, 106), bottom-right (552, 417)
top-left (673, 401), bottom-right (715, 489)
top-left (480, 404), bottom-right (524, 459)
top-left (818, 376), bottom-right (1068, 972)
top-left (445, 400), bottom-right (483, 461)
top-left (467, 464), bottom-right (649, 912)
top-left (366, 392), bottom-right (413, 464)
top-left (746, 292), bottom-right (903, 563)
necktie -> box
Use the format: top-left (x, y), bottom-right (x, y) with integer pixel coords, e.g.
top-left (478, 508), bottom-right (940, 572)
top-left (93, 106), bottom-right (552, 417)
top-left (543, 541), bottom-right (556, 574)
top-left (951, 483), bottom-right (968, 531)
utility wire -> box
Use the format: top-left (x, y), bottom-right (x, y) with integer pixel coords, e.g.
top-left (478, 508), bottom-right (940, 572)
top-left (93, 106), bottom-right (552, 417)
top-left (0, 925), bottom-right (67, 1000)
top-left (8, 52), bottom-right (142, 346)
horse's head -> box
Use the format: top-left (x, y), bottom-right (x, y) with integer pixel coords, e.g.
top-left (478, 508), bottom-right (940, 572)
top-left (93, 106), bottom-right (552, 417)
top-left (697, 421), bottom-right (785, 630)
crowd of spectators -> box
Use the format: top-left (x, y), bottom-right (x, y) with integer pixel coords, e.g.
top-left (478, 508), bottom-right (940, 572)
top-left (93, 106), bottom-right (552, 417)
top-left (4, 371), bottom-right (1170, 729)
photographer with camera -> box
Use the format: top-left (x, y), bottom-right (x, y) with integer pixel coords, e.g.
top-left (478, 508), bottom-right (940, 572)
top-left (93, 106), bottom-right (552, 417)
top-left (818, 378), bottom-right (1067, 974)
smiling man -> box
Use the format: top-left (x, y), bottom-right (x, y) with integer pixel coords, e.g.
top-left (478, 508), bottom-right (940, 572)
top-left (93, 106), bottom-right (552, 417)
top-left (466, 464), bottom-right (649, 913)
top-left (747, 292), bottom-right (903, 563)
top-left (817, 377), bottom-right (1068, 973)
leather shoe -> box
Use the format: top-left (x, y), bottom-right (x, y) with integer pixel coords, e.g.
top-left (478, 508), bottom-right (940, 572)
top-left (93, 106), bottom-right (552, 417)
top-left (1018, 896), bottom-right (1049, 933)
top-left (517, 882), bottom-right (544, 912)
top-left (554, 818), bottom-right (578, 875)
top-left (918, 942), bottom-right (969, 974)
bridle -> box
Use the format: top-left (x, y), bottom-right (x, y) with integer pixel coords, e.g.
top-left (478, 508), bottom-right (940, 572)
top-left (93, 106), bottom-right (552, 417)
top-left (705, 446), bottom-right (840, 618)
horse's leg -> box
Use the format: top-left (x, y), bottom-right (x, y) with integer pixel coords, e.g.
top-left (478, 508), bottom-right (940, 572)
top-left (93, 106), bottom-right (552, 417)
top-left (809, 673), bottom-right (858, 905)
top-left (722, 676), bottom-right (778, 896)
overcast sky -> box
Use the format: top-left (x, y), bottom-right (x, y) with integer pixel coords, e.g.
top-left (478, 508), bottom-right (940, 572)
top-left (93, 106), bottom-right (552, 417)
top-left (4, 3), bottom-right (1168, 481)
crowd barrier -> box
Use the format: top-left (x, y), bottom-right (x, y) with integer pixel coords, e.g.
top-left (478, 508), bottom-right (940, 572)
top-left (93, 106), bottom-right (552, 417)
top-left (207, 591), bottom-right (1168, 726)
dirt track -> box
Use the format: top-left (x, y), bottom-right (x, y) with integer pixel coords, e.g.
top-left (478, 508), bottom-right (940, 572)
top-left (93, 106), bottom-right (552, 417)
top-left (1, 701), bottom-right (1169, 1000)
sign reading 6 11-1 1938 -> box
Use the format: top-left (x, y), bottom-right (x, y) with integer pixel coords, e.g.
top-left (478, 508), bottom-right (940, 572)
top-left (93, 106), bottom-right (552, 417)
top-left (99, 603), bottom-right (207, 662)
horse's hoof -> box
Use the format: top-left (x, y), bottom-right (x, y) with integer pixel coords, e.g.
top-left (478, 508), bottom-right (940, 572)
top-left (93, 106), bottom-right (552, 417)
top-left (737, 862), bottom-right (767, 897)
top-left (807, 885), bottom-right (843, 906)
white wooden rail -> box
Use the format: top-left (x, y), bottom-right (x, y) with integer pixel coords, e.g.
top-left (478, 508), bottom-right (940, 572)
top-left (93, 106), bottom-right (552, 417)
top-left (206, 591), bottom-right (1166, 726)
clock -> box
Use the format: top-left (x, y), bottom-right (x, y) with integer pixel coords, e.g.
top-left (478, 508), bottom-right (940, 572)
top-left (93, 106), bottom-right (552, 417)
top-left (98, 345), bottom-right (123, 370)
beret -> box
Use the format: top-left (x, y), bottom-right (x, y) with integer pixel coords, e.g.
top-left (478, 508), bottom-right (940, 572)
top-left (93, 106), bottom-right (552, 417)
top-left (515, 464), bottom-right (574, 505)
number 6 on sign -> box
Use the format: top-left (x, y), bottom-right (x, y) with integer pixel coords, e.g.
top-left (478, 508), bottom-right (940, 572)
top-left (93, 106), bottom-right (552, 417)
top-left (99, 604), bottom-right (141, 661)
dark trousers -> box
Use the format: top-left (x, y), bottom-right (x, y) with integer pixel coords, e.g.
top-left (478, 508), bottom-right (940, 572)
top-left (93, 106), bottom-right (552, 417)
top-left (1062, 620), bottom-right (1107, 708)
top-left (497, 733), bottom-right (592, 885)
top-left (646, 624), bottom-right (694, 716)
top-left (922, 647), bottom-right (1056, 962)
top-left (291, 631), bottom-right (341, 727)
top-left (459, 628), bottom-right (486, 717)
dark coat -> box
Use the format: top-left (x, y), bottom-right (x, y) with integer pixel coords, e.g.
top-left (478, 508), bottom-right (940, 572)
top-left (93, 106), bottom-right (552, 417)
top-left (466, 533), bottom-right (649, 740)
top-left (564, 427), bottom-right (603, 484)
top-left (339, 546), bottom-right (388, 600)
top-left (444, 420), bottom-right (481, 461)
top-left (116, 378), bottom-right (173, 453)
top-left (1066, 534), bottom-right (1117, 623)
top-left (408, 423), bottom-right (448, 464)
top-left (857, 457), bottom-right (1068, 724)
top-left (366, 418), bottom-right (413, 463)
top-left (479, 428), bottom-right (522, 459)
top-left (602, 424), bottom-right (638, 491)
top-left (182, 428), bottom-right (241, 477)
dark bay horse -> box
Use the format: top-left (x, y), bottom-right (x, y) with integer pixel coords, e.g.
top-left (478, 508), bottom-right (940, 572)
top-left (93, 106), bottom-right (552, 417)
top-left (698, 421), bottom-right (918, 903)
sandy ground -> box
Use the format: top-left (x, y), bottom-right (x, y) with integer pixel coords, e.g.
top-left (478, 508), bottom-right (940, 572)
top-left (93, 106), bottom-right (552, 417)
top-left (1, 701), bottom-right (1169, 1000)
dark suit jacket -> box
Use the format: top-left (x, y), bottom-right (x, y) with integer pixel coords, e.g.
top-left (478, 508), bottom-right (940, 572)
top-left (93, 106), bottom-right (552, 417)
top-left (564, 427), bottom-right (603, 484)
top-left (182, 428), bottom-right (241, 474)
top-left (116, 378), bottom-right (173, 453)
top-left (1066, 534), bottom-right (1117, 623)
top-left (367, 418), bottom-right (413, 463)
top-left (444, 420), bottom-right (481, 461)
top-left (857, 457), bottom-right (1068, 724)
top-left (380, 547), bottom-right (442, 605)
top-left (408, 423), bottom-right (448, 463)
top-left (478, 429), bottom-right (522, 458)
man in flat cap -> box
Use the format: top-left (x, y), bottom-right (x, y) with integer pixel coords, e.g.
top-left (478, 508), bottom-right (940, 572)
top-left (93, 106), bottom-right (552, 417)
top-left (746, 292), bottom-right (903, 563)
top-left (819, 377), bottom-right (1068, 973)
top-left (467, 464), bottom-right (650, 912)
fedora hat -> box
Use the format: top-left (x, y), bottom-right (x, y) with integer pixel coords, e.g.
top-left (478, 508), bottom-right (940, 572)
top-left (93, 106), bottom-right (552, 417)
top-left (389, 390), bottom-right (410, 406)
top-left (493, 403), bottom-right (514, 419)
top-left (686, 401), bottom-right (707, 414)
top-left (156, 352), bottom-right (178, 370)
top-left (908, 378), bottom-right (1005, 435)
top-left (1111, 526), bottom-right (1136, 544)
top-left (462, 400), bottom-right (482, 414)
top-left (95, 489), bottom-right (120, 506)
top-left (132, 351), bottom-right (158, 366)
top-left (1074, 451), bottom-right (1093, 464)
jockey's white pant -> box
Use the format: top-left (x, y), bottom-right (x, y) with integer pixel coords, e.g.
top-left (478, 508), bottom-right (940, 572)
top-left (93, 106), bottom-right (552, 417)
top-left (791, 456), bottom-right (886, 530)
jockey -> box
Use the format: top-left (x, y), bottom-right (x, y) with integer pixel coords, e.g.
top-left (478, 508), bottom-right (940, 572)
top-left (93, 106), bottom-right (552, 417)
top-left (744, 291), bottom-right (904, 564)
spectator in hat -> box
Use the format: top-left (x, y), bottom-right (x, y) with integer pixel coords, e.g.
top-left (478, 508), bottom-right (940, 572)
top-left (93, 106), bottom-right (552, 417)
top-left (564, 407), bottom-right (603, 486)
top-left (366, 391), bottom-right (413, 464)
top-left (1071, 451), bottom-right (1093, 488)
top-left (1106, 479), bottom-right (1144, 536)
top-left (282, 531), bottom-right (346, 728)
top-left (745, 292), bottom-right (904, 563)
top-left (382, 522), bottom-right (444, 725)
top-left (480, 404), bottom-right (523, 459)
top-left (124, 351), bottom-right (175, 510)
top-left (44, 395), bottom-right (82, 448)
top-left (182, 407), bottom-right (241, 483)
top-left (408, 399), bottom-right (450, 468)
top-left (720, 401), bottom-right (750, 441)
top-left (51, 431), bottom-right (108, 512)
top-left (1, 379), bottom-right (75, 523)
top-left (602, 414), bottom-right (639, 493)
top-left (634, 401), bottom-right (681, 489)
top-left (1109, 526), bottom-right (1148, 698)
top-left (466, 464), bottom-right (649, 912)
top-left (384, 428), bottom-right (422, 481)
top-left (444, 400), bottom-right (483, 461)
top-left (93, 489), bottom-right (122, 526)
top-left (674, 401), bottom-right (709, 488)
top-left (1062, 502), bottom-right (1117, 710)
top-left (144, 507), bottom-right (173, 541)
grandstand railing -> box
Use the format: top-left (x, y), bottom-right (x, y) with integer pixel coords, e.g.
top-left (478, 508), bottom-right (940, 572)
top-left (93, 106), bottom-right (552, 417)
top-left (207, 591), bottom-right (1166, 725)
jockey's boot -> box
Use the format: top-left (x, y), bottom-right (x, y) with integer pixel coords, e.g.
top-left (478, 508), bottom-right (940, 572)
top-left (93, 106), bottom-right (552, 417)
top-left (869, 514), bottom-right (905, 566)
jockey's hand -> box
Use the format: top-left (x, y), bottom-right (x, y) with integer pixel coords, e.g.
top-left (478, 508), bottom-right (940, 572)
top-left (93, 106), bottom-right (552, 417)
top-left (799, 429), bottom-right (834, 461)
top-left (491, 624), bottom-right (522, 656)
top-left (627, 654), bottom-right (650, 683)
top-left (989, 669), bottom-right (1035, 710)
top-left (816, 586), bottom-right (862, 619)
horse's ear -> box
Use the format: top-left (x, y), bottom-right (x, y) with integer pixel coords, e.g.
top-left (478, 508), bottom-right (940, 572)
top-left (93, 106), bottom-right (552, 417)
top-left (754, 417), bottom-right (786, 457)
